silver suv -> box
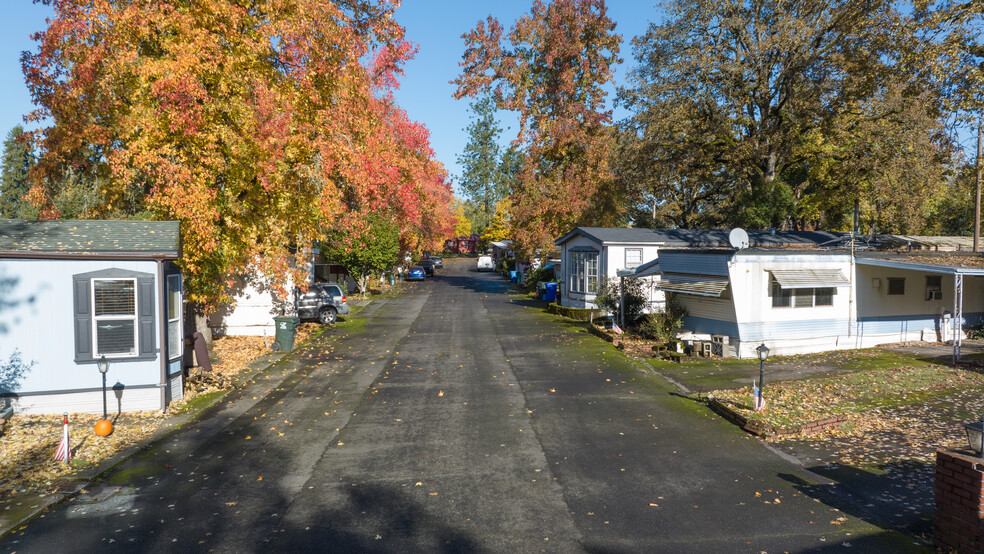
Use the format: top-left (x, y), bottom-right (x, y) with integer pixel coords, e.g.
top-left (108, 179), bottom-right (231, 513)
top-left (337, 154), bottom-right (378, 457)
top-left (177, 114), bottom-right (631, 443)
top-left (296, 283), bottom-right (350, 324)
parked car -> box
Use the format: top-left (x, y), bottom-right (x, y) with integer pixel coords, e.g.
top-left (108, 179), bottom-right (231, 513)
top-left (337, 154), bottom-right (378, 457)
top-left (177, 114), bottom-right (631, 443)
top-left (477, 256), bottom-right (494, 271)
top-left (406, 266), bottom-right (426, 281)
top-left (430, 256), bottom-right (444, 269)
top-left (419, 259), bottom-right (435, 276)
top-left (296, 283), bottom-right (350, 325)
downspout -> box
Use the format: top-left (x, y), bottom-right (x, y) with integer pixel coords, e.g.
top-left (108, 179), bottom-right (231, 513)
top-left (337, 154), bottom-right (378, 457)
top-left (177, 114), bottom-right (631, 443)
top-left (158, 259), bottom-right (168, 412)
top-left (849, 232), bottom-right (856, 345)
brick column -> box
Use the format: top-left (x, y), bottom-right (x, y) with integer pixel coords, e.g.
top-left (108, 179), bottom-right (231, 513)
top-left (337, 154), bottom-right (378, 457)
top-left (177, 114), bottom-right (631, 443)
top-left (935, 450), bottom-right (984, 552)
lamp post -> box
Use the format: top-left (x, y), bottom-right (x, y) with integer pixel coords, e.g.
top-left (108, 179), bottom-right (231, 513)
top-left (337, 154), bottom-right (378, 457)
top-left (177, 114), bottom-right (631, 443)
top-left (94, 356), bottom-right (113, 436)
top-left (965, 414), bottom-right (984, 457)
top-left (756, 343), bottom-right (770, 411)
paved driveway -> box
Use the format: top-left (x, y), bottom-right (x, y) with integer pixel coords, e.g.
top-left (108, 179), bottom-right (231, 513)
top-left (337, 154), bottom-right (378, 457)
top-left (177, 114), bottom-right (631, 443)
top-left (1, 259), bottom-right (919, 553)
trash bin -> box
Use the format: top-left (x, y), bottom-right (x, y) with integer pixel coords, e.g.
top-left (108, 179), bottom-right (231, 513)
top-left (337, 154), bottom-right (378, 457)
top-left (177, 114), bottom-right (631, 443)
top-left (272, 316), bottom-right (300, 351)
top-left (388, 273), bottom-right (395, 286)
top-left (544, 282), bottom-right (557, 302)
top-left (510, 270), bottom-right (518, 283)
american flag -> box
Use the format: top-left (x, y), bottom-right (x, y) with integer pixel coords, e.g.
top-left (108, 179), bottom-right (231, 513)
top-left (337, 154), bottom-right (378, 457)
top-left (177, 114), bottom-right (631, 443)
top-left (611, 322), bottom-right (623, 335)
top-left (753, 383), bottom-right (767, 411)
top-left (53, 413), bottom-right (71, 462)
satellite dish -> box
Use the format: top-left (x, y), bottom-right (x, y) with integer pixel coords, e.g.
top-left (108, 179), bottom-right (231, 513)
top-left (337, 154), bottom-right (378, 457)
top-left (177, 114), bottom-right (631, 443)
top-left (728, 228), bottom-right (749, 249)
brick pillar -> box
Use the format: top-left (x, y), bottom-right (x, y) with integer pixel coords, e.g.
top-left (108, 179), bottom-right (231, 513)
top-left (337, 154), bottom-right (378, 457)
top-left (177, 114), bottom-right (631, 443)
top-left (935, 450), bottom-right (984, 552)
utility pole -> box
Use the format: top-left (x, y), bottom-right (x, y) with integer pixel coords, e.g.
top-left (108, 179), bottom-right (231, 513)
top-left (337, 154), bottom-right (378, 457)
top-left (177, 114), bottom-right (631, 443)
top-left (975, 122), bottom-right (982, 253)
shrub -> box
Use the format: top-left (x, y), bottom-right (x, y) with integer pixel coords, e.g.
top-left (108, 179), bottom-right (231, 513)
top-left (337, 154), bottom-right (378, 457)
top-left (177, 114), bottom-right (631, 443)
top-left (595, 276), bottom-right (647, 325)
top-left (637, 300), bottom-right (687, 342)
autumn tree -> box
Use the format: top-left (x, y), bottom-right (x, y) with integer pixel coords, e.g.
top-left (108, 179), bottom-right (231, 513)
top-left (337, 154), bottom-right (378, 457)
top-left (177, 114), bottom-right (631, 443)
top-left (22, 0), bottom-right (453, 313)
top-left (0, 126), bottom-right (38, 219)
top-left (454, 0), bottom-right (623, 257)
top-left (620, 0), bottom-right (943, 230)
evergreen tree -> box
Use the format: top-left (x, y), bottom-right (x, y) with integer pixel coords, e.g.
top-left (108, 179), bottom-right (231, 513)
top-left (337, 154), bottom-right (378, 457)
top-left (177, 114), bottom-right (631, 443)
top-left (456, 96), bottom-right (508, 234)
top-left (0, 126), bottom-right (37, 219)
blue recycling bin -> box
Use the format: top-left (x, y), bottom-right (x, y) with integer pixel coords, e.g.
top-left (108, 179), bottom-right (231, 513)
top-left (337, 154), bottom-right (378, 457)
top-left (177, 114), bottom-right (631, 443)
top-left (510, 270), bottom-right (518, 283)
top-left (544, 282), bottom-right (557, 302)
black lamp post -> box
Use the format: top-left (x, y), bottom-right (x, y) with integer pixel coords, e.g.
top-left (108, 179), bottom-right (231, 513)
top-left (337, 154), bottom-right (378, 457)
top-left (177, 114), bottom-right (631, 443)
top-left (97, 355), bottom-right (109, 419)
top-left (756, 343), bottom-right (770, 411)
top-left (94, 356), bottom-right (114, 436)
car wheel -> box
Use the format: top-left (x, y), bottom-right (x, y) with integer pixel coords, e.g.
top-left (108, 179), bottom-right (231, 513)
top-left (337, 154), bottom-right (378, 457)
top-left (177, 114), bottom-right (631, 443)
top-left (319, 306), bottom-right (338, 325)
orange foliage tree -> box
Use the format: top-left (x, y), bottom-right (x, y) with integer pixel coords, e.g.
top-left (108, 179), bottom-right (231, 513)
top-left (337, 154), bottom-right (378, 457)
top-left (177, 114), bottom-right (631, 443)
top-left (453, 0), bottom-right (624, 257)
top-left (22, 0), bottom-right (454, 308)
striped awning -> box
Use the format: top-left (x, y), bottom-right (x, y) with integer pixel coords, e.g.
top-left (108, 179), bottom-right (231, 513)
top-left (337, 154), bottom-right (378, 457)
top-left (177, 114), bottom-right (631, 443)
top-left (657, 274), bottom-right (729, 297)
top-left (770, 269), bottom-right (851, 289)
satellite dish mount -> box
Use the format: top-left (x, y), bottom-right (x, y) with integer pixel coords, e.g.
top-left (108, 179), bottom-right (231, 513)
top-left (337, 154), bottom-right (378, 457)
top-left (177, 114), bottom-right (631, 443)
top-left (728, 228), bottom-right (749, 250)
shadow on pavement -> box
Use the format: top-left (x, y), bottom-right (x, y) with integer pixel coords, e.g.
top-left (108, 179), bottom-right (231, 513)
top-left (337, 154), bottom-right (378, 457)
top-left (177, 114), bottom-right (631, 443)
top-left (779, 465), bottom-right (935, 543)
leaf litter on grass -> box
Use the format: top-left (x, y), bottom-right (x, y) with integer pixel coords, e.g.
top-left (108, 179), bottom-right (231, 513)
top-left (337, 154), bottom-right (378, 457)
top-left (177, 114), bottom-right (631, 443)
top-left (0, 324), bottom-right (321, 501)
top-left (710, 364), bottom-right (984, 463)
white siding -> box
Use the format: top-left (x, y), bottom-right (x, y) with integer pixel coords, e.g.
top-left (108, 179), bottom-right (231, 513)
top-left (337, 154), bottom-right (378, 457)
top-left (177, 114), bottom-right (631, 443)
top-left (0, 258), bottom-right (169, 413)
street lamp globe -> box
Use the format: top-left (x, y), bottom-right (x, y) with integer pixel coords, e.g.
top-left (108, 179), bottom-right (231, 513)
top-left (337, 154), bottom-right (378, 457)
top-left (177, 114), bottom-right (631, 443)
top-left (97, 355), bottom-right (109, 374)
top-left (756, 343), bottom-right (770, 362)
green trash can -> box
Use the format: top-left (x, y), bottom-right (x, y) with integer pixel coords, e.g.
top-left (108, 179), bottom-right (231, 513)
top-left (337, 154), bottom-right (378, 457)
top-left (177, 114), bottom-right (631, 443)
top-left (388, 273), bottom-right (396, 286)
top-left (272, 316), bottom-right (301, 351)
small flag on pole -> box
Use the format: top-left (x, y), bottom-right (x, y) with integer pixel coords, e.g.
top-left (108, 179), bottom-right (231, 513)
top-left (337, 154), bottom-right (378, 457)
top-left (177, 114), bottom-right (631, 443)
top-left (753, 383), bottom-right (766, 411)
top-left (54, 412), bottom-right (71, 462)
top-left (611, 322), bottom-right (623, 335)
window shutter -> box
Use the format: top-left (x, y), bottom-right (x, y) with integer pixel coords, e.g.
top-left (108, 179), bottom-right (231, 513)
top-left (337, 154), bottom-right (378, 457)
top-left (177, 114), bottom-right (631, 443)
top-left (73, 274), bottom-right (93, 361)
top-left (138, 276), bottom-right (156, 356)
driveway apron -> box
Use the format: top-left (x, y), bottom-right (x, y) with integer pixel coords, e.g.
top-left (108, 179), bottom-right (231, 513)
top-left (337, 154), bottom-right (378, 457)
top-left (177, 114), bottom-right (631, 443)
top-left (1, 259), bottom-right (916, 553)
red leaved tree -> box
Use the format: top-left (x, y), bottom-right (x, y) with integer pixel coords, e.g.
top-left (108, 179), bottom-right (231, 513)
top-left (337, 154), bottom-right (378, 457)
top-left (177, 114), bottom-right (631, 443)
top-left (452, 0), bottom-right (624, 257)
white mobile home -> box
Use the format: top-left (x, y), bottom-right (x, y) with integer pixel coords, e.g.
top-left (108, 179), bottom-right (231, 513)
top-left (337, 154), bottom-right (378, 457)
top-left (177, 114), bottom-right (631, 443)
top-left (653, 246), bottom-right (984, 358)
top-left (0, 220), bottom-right (184, 414)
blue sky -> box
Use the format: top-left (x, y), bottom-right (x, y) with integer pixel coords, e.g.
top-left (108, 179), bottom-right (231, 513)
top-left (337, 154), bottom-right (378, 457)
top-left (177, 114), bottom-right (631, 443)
top-left (0, 2), bottom-right (658, 191)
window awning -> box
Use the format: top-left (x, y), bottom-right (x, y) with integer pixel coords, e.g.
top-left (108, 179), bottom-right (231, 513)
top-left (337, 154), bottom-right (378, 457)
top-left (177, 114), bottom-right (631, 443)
top-left (770, 269), bottom-right (851, 289)
top-left (657, 274), bottom-right (729, 297)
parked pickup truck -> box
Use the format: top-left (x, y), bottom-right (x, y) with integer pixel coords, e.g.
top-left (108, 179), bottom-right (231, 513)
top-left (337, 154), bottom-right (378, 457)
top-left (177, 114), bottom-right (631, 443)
top-left (296, 283), bottom-right (350, 324)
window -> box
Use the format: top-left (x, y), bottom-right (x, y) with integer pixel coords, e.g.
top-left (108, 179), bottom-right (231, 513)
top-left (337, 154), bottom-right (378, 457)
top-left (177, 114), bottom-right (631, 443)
top-left (771, 278), bottom-right (835, 308)
top-left (771, 279), bottom-right (791, 308)
top-left (94, 279), bottom-right (137, 356)
top-left (925, 275), bottom-right (942, 300)
top-left (567, 251), bottom-right (599, 294)
top-left (74, 268), bottom-right (155, 363)
top-left (887, 277), bottom-right (905, 295)
top-left (167, 274), bottom-right (182, 360)
top-left (586, 254), bottom-right (599, 293)
top-left (815, 287), bottom-right (834, 306)
top-left (625, 248), bottom-right (643, 269)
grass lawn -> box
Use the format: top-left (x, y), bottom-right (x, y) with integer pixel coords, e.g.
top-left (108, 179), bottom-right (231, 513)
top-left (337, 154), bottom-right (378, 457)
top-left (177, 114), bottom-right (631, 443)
top-left (710, 363), bottom-right (984, 431)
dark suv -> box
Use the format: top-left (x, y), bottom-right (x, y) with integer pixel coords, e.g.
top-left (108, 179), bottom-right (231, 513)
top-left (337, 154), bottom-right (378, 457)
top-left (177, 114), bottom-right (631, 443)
top-left (296, 283), bottom-right (350, 324)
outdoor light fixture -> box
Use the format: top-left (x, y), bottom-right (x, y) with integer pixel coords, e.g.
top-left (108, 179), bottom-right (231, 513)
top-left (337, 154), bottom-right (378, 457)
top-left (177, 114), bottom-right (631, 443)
top-left (965, 415), bottom-right (984, 456)
top-left (756, 343), bottom-right (770, 362)
top-left (755, 343), bottom-right (770, 411)
top-left (94, 356), bottom-right (113, 437)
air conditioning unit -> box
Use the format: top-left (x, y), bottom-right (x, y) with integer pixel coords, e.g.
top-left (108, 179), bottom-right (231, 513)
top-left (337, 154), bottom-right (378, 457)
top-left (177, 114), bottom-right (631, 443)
top-left (711, 335), bottom-right (729, 358)
top-left (929, 290), bottom-right (943, 301)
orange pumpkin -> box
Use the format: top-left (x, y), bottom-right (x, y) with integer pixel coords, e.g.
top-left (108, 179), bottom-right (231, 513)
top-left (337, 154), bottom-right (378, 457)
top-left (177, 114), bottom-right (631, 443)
top-left (94, 419), bottom-right (113, 437)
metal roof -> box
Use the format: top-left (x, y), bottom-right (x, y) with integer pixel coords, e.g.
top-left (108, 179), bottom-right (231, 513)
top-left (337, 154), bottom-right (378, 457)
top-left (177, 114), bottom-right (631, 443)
top-left (855, 256), bottom-right (984, 276)
top-left (770, 269), bottom-right (852, 289)
top-left (0, 219), bottom-right (181, 259)
top-left (657, 274), bottom-right (730, 297)
top-left (555, 227), bottom-right (849, 248)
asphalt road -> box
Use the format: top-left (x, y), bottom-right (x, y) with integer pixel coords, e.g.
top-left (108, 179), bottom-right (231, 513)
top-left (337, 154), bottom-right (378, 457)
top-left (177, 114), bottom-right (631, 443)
top-left (1, 259), bottom-right (921, 553)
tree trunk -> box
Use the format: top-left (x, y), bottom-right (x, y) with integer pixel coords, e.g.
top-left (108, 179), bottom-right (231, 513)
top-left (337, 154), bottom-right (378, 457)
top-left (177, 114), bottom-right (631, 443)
top-left (187, 302), bottom-right (213, 348)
